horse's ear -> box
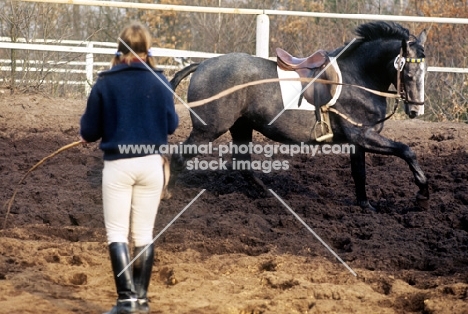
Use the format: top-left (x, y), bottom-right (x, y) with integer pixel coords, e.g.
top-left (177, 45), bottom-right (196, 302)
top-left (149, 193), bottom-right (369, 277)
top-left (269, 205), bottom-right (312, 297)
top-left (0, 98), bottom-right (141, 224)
top-left (401, 39), bottom-right (408, 54)
top-left (418, 30), bottom-right (427, 47)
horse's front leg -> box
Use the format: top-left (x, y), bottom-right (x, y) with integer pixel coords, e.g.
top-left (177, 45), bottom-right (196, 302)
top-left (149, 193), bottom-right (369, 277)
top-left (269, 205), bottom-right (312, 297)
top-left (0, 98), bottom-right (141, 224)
top-left (350, 128), bottom-right (429, 209)
top-left (350, 145), bottom-right (376, 211)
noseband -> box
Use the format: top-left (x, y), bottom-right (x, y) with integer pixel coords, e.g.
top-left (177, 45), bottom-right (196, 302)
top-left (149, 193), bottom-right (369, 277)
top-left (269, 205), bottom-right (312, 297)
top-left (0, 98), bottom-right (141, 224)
top-left (394, 48), bottom-right (425, 106)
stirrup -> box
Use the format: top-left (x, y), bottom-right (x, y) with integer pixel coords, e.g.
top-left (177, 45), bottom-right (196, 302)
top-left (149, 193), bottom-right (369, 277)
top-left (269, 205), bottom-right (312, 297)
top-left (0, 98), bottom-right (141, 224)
top-left (314, 120), bottom-right (333, 142)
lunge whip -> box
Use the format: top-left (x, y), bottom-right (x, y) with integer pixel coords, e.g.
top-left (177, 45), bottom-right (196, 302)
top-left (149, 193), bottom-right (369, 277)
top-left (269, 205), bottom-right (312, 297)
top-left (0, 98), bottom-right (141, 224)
top-left (2, 141), bottom-right (83, 229)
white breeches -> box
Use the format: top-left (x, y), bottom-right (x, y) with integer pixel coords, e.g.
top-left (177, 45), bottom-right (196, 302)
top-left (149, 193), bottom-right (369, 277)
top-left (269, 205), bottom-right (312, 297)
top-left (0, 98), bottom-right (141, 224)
top-left (102, 154), bottom-right (164, 247)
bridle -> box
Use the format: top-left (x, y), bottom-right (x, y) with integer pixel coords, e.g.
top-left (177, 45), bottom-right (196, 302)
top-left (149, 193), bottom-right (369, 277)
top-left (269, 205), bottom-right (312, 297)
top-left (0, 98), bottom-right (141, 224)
top-left (328, 44), bottom-right (426, 127)
top-left (348, 44), bottom-right (426, 126)
top-left (394, 47), bottom-right (426, 106)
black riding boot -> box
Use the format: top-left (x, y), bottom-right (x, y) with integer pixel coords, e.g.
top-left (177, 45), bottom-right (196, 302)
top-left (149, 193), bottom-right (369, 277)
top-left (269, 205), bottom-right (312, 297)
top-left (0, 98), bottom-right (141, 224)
top-left (133, 243), bottom-right (154, 314)
top-left (104, 242), bottom-right (139, 314)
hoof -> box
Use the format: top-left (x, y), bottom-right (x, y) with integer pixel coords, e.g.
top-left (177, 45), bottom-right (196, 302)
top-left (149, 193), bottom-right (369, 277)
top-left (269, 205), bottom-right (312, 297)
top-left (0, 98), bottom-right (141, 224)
top-left (250, 178), bottom-right (268, 198)
top-left (240, 170), bottom-right (268, 198)
top-left (416, 192), bottom-right (429, 210)
top-left (358, 200), bottom-right (377, 212)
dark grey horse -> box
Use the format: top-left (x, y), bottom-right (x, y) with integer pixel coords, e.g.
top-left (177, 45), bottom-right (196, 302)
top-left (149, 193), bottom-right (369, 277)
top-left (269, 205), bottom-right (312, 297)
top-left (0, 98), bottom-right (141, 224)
top-left (169, 22), bottom-right (428, 211)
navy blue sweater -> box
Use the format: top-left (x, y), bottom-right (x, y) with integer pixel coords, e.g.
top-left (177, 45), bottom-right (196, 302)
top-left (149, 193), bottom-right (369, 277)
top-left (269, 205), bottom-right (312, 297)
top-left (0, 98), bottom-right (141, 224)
top-left (80, 62), bottom-right (179, 160)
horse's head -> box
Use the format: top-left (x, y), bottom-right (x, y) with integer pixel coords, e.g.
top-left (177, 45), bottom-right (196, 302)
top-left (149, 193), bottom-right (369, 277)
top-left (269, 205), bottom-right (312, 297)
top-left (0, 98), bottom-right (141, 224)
top-left (395, 30), bottom-right (427, 119)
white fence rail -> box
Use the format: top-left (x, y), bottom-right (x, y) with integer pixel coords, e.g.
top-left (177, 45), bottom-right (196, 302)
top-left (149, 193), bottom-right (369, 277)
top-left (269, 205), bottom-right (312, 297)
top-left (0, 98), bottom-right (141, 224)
top-left (0, 40), bottom-right (221, 94)
top-left (17, 0), bottom-right (468, 59)
top-left (1, 40), bottom-right (467, 95)
top-left (2, 2), bottom-right (468, 95)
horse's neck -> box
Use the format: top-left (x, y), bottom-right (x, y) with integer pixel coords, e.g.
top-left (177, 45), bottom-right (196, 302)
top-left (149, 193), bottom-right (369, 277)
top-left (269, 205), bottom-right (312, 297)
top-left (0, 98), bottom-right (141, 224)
top-left (351, 41), bottom-right (399, 89)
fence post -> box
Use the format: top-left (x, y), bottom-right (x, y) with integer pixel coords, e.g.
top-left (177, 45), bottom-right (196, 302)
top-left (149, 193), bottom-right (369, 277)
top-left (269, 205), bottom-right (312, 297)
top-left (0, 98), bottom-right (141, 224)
top-left (85, 42), bottom-right (93, 95)
top-left (256, 13), bottom-right (270, 59)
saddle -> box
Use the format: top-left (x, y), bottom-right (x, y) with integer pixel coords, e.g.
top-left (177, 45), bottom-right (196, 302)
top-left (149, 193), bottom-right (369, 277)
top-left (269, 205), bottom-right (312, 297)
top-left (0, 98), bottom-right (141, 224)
top-left (276, 48), bottom-right (336, 142)
top-left (276, 48), bottom-right (328, 71)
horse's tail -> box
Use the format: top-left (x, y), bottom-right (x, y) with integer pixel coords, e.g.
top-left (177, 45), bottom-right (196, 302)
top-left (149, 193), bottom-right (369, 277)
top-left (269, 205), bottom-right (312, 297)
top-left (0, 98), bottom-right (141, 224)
top-left (170, 63), bottom-right (200, 90)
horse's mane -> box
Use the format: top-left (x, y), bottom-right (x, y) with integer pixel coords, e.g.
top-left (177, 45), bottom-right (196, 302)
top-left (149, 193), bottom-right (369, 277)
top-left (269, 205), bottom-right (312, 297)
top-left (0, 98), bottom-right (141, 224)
top-left (329, 22), bottom-right (421, 58)
top-left (355, 21), bottom-right (410, 42)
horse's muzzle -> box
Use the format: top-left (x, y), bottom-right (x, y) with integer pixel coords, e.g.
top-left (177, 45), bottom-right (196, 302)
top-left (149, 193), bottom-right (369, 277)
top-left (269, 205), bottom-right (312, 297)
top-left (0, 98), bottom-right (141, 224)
top-left (408, 110), bottom-right (418, 119)
top-left (405, 102), bottom-right (424, 119)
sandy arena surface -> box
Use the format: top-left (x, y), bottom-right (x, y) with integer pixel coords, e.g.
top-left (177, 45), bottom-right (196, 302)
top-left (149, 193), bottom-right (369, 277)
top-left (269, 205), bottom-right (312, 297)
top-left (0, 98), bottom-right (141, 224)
top-left (0, 91), bottom-right (467, 313)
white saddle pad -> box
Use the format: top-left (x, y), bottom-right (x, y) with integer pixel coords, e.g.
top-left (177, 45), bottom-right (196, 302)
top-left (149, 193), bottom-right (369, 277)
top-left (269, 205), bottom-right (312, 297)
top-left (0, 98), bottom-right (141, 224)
top-left (277, 67), bottom-right (315, 111)
top-left (277, 57), bottom-right (342, 111)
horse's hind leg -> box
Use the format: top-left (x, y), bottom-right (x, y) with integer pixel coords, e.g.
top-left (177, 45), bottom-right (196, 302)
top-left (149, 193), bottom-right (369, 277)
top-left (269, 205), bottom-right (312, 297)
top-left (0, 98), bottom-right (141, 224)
top-left (167, 130), bottom-right (216, 194)
top-left (229, 117), bottom-right (268, 196)
top-left (167, 119), bottom-right (232, 196)
top-left (167, 147), bottom-right (188, 190)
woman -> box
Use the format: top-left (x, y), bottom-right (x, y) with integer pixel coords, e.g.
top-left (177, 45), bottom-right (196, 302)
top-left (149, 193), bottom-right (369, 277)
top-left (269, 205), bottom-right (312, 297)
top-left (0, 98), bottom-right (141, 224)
top-left (80, 22), bottom-right (178, 314)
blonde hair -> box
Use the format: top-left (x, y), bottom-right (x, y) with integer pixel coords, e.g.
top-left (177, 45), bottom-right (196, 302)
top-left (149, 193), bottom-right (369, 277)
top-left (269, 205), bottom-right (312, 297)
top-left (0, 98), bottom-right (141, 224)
top-left (111, 22), bottom-right (156, 68)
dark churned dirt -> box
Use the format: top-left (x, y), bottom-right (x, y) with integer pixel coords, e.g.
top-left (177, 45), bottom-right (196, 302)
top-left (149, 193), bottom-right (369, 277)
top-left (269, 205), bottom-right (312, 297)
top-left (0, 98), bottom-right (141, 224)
top-left (0, 91), bottom-right (467, 313)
